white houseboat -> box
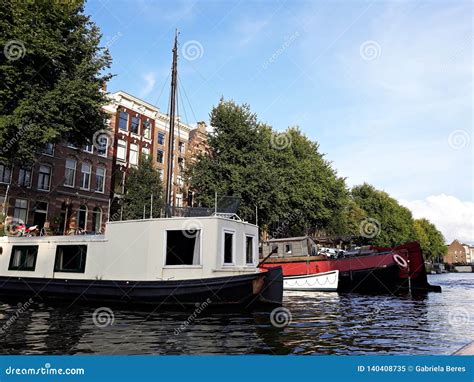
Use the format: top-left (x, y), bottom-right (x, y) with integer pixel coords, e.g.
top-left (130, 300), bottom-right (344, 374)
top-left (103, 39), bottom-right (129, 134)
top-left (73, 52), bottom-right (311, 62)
top-left (0, 216), bottom-right (283, 308)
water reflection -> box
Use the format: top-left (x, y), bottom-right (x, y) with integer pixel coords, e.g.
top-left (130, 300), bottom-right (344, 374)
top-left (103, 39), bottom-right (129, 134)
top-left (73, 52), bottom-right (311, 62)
top-left (0, 273), bottom-right (472, 355)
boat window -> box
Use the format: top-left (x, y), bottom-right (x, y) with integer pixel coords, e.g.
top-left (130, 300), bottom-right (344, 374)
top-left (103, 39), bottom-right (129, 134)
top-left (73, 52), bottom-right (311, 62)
top-left (165, 230), bottom-right (201, 266)
top-left (54, 245), bottom-right (87, 273)
top-left (245, 236), bottom-right (254, 264)
top-left (285, 244), bottom-right (292, 254)
top-left (9, 246), bottom-right (38, 271)
top-left (224, 232), bottom-right (234, 264)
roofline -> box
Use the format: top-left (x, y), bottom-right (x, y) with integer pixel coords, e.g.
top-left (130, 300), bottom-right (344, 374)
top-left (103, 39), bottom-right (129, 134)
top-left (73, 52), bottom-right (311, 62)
top-left (110, 90), bottom-right (160, 112)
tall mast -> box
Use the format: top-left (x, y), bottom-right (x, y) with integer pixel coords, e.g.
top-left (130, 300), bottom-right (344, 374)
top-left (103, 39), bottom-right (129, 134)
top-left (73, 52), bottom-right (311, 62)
top-left (165, 29), bottom-right (179, 216)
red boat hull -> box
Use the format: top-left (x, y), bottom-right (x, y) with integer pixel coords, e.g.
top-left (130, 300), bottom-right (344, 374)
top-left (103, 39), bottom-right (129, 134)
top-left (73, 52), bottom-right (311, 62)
top-left (261, 242), bottom-right (441, 294)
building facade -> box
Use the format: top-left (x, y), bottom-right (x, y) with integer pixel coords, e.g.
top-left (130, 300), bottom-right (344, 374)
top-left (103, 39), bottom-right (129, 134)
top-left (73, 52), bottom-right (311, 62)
top-left (444, 239), bottom-right (471, 264)
top-left (0, 90), bottom-right (208, 235)
top-left (105, 91), bottom-right (197, 213)
top-left (0, 141), bottom-right (113, 235)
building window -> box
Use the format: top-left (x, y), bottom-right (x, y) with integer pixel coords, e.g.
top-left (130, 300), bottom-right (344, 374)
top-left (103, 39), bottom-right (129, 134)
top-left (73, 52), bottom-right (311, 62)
top-left (156, 149), bottom-right (164, 163)
top-left (176, 193), bottom-right (183, 207)
top-left (119, 111), bottom-right (129, 130)
top-left (165, 230), bottom-right (201, 266)
top-left (131, 116), bottom-right (140, 135)
top-left (97, 136), bottom-right (109, 157)
top-left (37, 165), bottom-right (51, 191)
top-left (143, 120), bottom-right (151, 139)
top-left (285, 244), bottom-right (292, 254)
top-left (246, 236), bottom-right (254, 264)
top-left (32, 201), bottom-right (48, 228)
top-left (223, 231), bottom-right (234, 264)
top-left (92, 207), bottom-right (102, 233)
top-left (18, 168), bottom-right (31, 187)
top-left (177, 175), bottom-right (183, 187)
top-left (95, 167), bottom-right (106, 193)
top-left (178, 157), bottom-right (185, 172)
top-left (9, 246), bottom-right (38, 271)
top-left (0, 164), bottom-right (12, 184)
top-left (158, 132), bottom-right (165, 145)
top-left (80, 163), bottom-right (91, 190)
top-left (64, 159), bottom-right (76, 187)
top-left (117, 139), bottom-right (127, 161)
top-left (129, 144), bottom-right (138, 165)
top-left (159, 168), bottom-right (164, 180)
top-left (54, 245), bottom-right (87, 273)
top-left (178, 141), bottom-right (185, 154)
top-left (83, 142), bottom-right (93, 153)
top-left (41, 143), bottom-right (55, 156)
top-left (142, 147), bottom-right (150, 159)
top-left (13, 199), bottom-right (28, 222)
top-left (77, 205), bottom-right (87, 231)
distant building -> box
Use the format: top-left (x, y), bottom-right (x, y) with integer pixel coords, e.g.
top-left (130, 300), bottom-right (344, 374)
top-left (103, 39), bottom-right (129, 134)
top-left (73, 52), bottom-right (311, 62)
top-left (444, 239), bottom-right (473, 264)
top-left (186, 121), bottom-right (210, 206)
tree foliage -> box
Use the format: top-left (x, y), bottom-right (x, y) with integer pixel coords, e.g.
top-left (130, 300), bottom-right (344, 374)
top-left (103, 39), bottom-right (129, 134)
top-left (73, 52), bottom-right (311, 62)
top-left (122, 156), bottom-right (164, 220)
top-left (350, 183), bottom-right (417, 247)
top-left (413, 218), bottom-right (447, 261)
top-left (187, 99), bottom-right (348, 236)
top-left (0, 0), bottom-right (112, 164)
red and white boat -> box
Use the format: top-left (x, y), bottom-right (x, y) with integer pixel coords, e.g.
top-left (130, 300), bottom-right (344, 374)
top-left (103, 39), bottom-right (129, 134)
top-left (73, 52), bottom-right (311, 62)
top-left (260, 237), bottom-right (441, 294)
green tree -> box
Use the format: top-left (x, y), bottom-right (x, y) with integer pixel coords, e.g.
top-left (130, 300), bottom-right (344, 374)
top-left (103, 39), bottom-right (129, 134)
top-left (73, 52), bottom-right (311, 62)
top-left (122, 156), bottom-right (164, 220)
top-left (0, 0), bottom-right (112, 164)
top-left (187, 99), bottom-right (348, 236)
top-left (350, 183), bottom-right (416, 247)
top-left (413, 218), bottom-right (447, 261)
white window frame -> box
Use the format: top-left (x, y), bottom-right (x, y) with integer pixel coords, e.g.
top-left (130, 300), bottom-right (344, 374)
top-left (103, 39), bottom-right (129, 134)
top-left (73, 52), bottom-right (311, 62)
top-left (163, 229), bottom-right (203, 268)
top-left (97, 136), bottom-right (109, 157)
top-left (0, 164), bottom-right (12, 184)
top-left (80, 163), bottom-right (91, 190)
top-left (130, 116), bottom-right (140, 136)
top-left (83, 143), bottom-right (93, 153)
top-left (143, 120), bottom-right (151, 139)
top-left (117, 139), bottom-right (127, 162)
top-left (118, 111), bottom-right (129, 131)
top-left (95, 167), bottom-right (106, 193)
top-left (13, 199), bottom-right (28, 222)
top-left (18, 168), bottom-right (32, 188)
top-left (42, 143), bottom-right (55, 156)
top-left (37, 165), bottom-right (52, 191)
top-left (222, 229), bottom-right (236, 266)
top-left (64, 159), bottom-right (76, 188)
top-left (129, 143), bottom-right (139, 166)
top-left (244, 234), bottom-right (256, 266)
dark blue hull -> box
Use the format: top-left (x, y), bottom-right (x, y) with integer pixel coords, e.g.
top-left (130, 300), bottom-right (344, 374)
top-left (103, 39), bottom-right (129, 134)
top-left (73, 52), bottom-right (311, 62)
top-left (0, 267), bottom-right (283, 309)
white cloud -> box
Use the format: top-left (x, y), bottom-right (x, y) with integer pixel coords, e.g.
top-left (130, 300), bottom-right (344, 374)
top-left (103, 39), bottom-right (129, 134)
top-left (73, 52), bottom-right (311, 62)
top-left (400, 194), bottom-right (474, 244)
top-left (139, 72), bottom-right (156, 98)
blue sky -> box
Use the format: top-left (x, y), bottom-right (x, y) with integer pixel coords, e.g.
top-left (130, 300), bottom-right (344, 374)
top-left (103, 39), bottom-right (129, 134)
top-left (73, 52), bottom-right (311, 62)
top-left (85, 0), bottom-right (473, 242)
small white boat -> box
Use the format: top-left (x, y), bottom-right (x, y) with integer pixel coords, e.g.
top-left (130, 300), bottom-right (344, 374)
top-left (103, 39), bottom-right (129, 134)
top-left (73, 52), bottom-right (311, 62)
top-left (283, 270), bottom-right (339, 291)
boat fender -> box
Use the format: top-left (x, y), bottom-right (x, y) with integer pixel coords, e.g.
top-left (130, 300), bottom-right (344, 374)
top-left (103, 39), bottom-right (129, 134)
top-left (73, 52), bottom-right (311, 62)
top-left (393, 254), bottom-right (408, 269)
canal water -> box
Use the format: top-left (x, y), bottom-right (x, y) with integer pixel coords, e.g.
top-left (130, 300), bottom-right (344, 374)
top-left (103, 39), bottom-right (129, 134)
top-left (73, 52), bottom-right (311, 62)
top-left (0, 273), bottom-right (472, 355)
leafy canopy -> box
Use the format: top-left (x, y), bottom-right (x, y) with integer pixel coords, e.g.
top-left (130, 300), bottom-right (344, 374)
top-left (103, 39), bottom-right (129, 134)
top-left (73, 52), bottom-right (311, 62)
top-left (0, 0), bottom-right (112, 164)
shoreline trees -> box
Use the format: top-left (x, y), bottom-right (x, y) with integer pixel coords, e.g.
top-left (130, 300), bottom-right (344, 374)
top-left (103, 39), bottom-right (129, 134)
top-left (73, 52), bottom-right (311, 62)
top-left (187, 98), bottom-right (447, 259)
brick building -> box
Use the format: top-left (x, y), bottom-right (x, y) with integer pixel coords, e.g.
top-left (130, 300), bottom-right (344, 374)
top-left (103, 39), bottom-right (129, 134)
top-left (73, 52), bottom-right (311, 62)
top-left (105, 91), bottom-right (197, 212)
top-left (444, 239), bottom-right (472, 264)
top-left (0, 90), bottom-right (207, 235)
top-left (0, 141), bottom-right (113, 234)
top-left (186, 121), bottom-right (210, 206)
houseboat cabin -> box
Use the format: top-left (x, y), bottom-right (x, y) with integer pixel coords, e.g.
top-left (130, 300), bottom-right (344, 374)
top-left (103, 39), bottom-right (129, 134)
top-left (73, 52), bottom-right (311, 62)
top-left (0, 216), bottom-right (283, 307)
